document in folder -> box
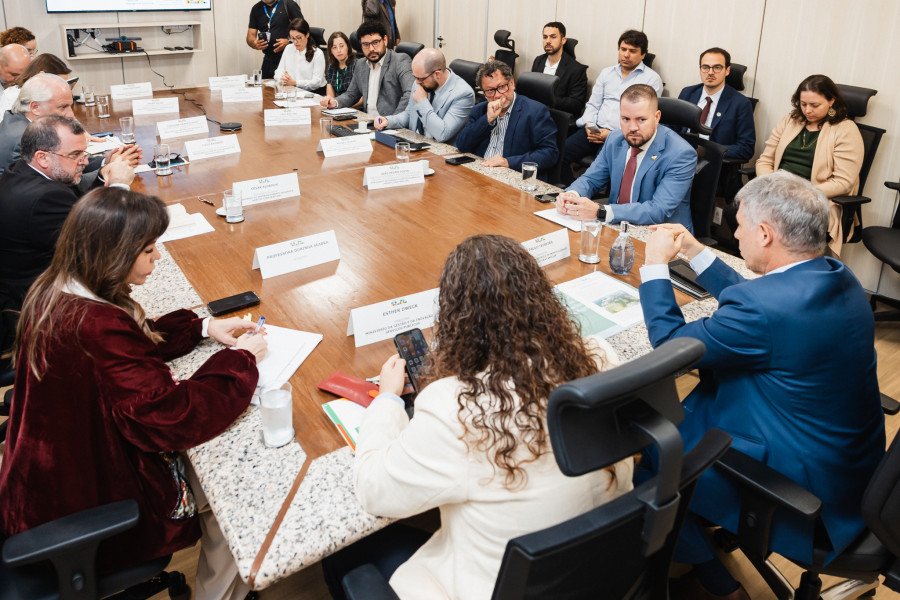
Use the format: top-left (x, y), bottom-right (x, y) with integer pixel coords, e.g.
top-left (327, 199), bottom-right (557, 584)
top-left (251, 324), bottom-right (323, 402)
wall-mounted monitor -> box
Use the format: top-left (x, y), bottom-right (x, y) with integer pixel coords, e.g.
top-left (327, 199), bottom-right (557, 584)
top-left (46, 0), bottom-right (211, 12)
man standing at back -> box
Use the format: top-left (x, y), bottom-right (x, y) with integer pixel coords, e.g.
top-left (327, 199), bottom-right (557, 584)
top-left (246, 0), bottom-right (304, 79)
top-left (640, 172), bottom-right (884, 599)
top-left (362, 0), bottom-right (400, 49)
top-left (560, 30), bottom-right (662, 184)
top-left (321, 20), bottom-right (414, 117)
top-left (530, 22), bottom-right (587, 122)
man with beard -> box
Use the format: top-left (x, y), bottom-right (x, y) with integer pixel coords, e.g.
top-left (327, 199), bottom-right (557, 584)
top-left (320, 20), bottom-right (414, 117)
top-left (372, 48), bottom-right (474, 143)
top-left (555, 84), bottom-right (697, 231)
top-left (530, 22), bottom-right (587, 121)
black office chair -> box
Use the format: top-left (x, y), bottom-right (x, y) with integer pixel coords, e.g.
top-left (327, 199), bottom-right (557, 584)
top-left (714, 428), bottom-right (900, 600)
top-left (309, 26), bottom-right (326, 50)
top-left (448, 58), bottom-right (483, 102)
top-left (724, 63), bottom-right (759, 112)
top-left (563, 37), bottom-right (578, 59)
top-left (493, 30), bottom-right (518, 73)
top-left (348, 30), bottom-right (361, 54)
top-left (860, 180), bottom-right (900, 322)
top-left (394, 41), bottom-right (424, 61)
top-left (0, 500), bottom-right (190, 600)
top-left (341, 338), bottom-right (733, 600)
top-left (515, 72), bottom-right (567, 184)
top-left (643, 52), bottom-right (656, 69)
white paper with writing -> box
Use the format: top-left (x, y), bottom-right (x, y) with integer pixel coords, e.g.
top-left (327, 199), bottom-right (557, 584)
top-left (232, 173), bottom-right (300, 207)
top-left (316, 136), bottom-right (373, 157)
top-left (347, 288), bottom-right (439, 347)
top-left (362, 163), bottom-right (425, 190)
top-left (111, 82), bottom-right (153, 100)
top-left (87, 135), bottom-right (123, 155)
top-left (209, 75), bottom-right (248, 89)
top-left (157, 115), bottom-right (209, 139)
top-left (273, 98), bottom-right (321, 108)
top-left (521, 228), bottom-right (571, 267)
top-left (251, 230), bottom-right (340, 279)
top-left (132, 97), bottom-right (179, 116)
top-left (221, 87), bottom-right (263, 103)
top-left (555, 272), bottom-right (643, 340)
top-left (534, 208), bottom-right (584, 232)
top-left (264, 108), bottom-right (311, 126)
top-left (184, 135), bottom-right (241, 161)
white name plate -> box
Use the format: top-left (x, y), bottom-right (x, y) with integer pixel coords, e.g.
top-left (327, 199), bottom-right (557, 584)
top-left (362, 162), bottom-right (424, 190)
top-left (521, 228), bottom-right (571, 267)
top-left (233, 172), bottom-right (300, 207)
top-left (221, 87), bottom-right (263, 103)
top-left (348, 288), bottom-right (439, 348)
top-left (209, 75), bottom-right (248, 89)
top-left (252, 230), bottom-right (341, 280)
top-left (316, 135), bottom-right (373, 158)
top-left (132, 97), bottom-right (179, 116)
top-left (264, 107), bottom-right (311, 127)
top-left (157, 115), bottom-right (208, 139)
top-left (184, 135), bottom-right (241, 161)
top-left (111, 82), bottom-right (153, 100)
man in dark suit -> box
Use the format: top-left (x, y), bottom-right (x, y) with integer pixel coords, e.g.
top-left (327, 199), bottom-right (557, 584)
top-left (556, 84), bottom-right (697, 231)
top-left (0, 116), bottom-right (133, 354)
top-left (530, 22), bottom-right (587, 121)
top-left (455, 59), bottom-right (558, 176)
top-left (640, 172), bottom-right (884, 599)
top-left (677, 47), bottom-right (755, 161)
top-left (321, 19), bottom-right (414, 117)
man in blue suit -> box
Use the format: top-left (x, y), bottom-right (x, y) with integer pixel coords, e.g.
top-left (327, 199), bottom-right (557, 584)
top-left (556, 84), bottom-right (697, 231)
top-left (455, 59), bottom-right (558, 177)
top-left (640, 172), bottom-right (884, 600)
top-left (677, 47), bottom-right (755, 162)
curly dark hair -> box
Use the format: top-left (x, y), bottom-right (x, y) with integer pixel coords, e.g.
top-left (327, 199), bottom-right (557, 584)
top-left (790, 74), bottom-right (848, 127)
top-left (427, 235), bottom-right (603, 488)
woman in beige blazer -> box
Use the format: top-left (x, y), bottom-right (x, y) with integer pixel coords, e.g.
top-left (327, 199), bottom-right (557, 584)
top-left (756, 74), bottom-right (863, 254)
top-left (323, 234), bottom-right (634, 600)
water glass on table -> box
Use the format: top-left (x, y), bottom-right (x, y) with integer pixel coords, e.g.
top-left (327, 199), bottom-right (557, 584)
top-left (578, 219), bottom-right (602, 264)
top-left (119, 116), bottom-right (135, 144)
top-left (260, 382), bottom-right (294, 448)
top-left (395, 142), bottom-right (411, 163)
top-left (521, 161), bottom-right (538, 192)
top-left (96, 94), bottom-right (110, 118)
top-left (275, 81), bottom-right (286, 100)
top-left (223, 189), bottom-right (244, 223)
top-left (154, 144), bottom-right (172, 176)
top-left (83, 84), bottom-right (96, 107)
top-left (319, 117), bottom-right (333, 137)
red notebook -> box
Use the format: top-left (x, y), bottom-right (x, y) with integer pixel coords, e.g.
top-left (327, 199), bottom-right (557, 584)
top-left (317, 371), bottom-right (378, 408)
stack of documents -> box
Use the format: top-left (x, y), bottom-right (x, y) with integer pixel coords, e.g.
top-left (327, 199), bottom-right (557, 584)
top-left (252, 325), bottom-right (324, 402)
top-left (158, 204), bottom-right (215, 243)
top-left (321, 107), bottom-right (357, 117)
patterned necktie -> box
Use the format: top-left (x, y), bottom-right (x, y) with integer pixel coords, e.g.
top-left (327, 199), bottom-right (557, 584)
top-left (617, 146), bottom-right (642, 204)
top-left (699, 96), bottom-right (713, 127)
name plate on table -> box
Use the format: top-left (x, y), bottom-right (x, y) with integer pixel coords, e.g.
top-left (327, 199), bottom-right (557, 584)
top-left (157, 115), bottom-right (208, 139)
top-left (316, 136), bottom-right (372, 158)
top-left (132, 97), bottom-right (179, 116)
top-left (184, 135), bottom-right (241, 161)
top-left (252, 230), bottom-right (341, 279)
top-left (362, 163), bottom-right (424, 190)
top-left (534, 207), bottom-right (584, 232)
top-left (111, 82), bottom-right (153, 100)
top-left (232, 172), bottom-right (300, 207)
top-left (347, 288), bottom-right (439, 348)
top-left (221, 87), bottom-right (262, 103)
top-left (209, 75), bottom-right (247, 89)
top-left (264, 108), bottom-right (311, 126)
top-left (521, 228), bottom-right (571, 267)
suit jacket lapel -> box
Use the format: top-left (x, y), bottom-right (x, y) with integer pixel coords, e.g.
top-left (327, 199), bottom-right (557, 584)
top-left (711, 87), bottom-right (730, 130)
top-left (609, 136), bottom-right (629, 202)
top-left (632, 130), bottom-right (667, 193)
top-left (504, 96), bottom-right (523, 148)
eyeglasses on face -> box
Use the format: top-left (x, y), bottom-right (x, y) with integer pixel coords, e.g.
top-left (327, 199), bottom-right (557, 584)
top-left (46, 150), bottom-right (90, 162)
top-left (413, 70), bottom-right (438, 83)
top-left (481, 82), bottom-right (511, 97)
top-left (360, 38), bottom-right (385, 50)
top-left (700, 64), bottom-right (726, 73)
top-left (289, 35), bottom-right (306, 42)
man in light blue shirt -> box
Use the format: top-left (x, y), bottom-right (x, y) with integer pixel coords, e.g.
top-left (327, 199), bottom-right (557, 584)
top-left (560, 30), bottom-right (662, 185)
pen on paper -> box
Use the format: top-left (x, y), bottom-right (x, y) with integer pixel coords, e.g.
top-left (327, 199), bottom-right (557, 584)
top-left (251, 316), bottom-right (265, 335)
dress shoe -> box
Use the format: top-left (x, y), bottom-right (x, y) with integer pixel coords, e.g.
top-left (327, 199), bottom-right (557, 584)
top-left (668, 573), bottom-right (750, 600)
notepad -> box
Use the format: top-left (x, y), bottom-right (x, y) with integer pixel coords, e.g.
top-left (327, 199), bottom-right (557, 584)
top-left (158, 204), bottom-right (215, 243)
top-left (322, 107), bottom-right (357, 116)
top-left (322, 399), bottom-right (365, 451)
top-left (251, 325), bottom-right (323, 403)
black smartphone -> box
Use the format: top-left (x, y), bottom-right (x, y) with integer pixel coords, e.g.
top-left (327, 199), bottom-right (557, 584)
top-left (332, 113), bottom-right (355, 121)
top-left (256, 30), bottom-right (267, 41)
top-left (393, 328), bottom-right (430, 394)
top-left (536, 192), bottom-right (560, 203)
top-left (207, 291), bottom-right (261, 316)
top-left (668, 259), bottom-right (711, 300)
top-left (445, 155), bottom-right (476, 166)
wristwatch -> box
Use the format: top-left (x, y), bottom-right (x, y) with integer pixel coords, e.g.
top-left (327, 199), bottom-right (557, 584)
top-left (596, 205), bottom-right (607, 221)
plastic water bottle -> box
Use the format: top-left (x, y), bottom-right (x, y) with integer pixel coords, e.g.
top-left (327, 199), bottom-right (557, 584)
top-left (609, 221), bottom-right (635, 275)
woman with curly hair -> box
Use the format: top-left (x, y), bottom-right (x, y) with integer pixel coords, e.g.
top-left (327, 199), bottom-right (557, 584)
top-left (323, 234), bottom-right (634, 600)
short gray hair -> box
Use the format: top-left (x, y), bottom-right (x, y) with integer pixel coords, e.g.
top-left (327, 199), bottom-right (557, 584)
top-left (21, 115), bottom-right (85, 162)
top-left (735, 171), bottom-right (829, 254)
top-left (476, 59), bottom-right (512, 86)
top-left (14, 73), bottom-right (68, 114)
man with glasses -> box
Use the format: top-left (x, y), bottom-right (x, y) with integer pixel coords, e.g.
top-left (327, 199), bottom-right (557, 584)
top-left (678, 47), bottom-right (755, 161)
top-left (0, 115), bottom-right (133, 355)
top-left (0, 44), bottom-right (30, 89)
top-left (246, 0), bottom-right (304, 79)
top-left (373, 48), bottom-right (473, 143)
top-left (455, 59), bottom-right (558, 175)
top-left (321, 20), bottom-right (414, 117)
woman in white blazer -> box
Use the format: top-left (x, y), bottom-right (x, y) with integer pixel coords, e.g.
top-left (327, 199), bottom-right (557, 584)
top-left (323, 234), bottom-right (634, 600)
top-left (273, 18), bottom-right (326, 93)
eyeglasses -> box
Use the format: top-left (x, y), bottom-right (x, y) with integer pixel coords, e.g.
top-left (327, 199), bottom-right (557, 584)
top-left (413, 70), bottom-right (439, 83)
top-left (481, 82), bottom-right (511, 97)
top-left (46, 150), bottom-right (90, 162)
top-left (289, 35), bottom-right (306, 42)
top-left (700, 64), bottom-right (726, 73)
top-left (360, 38), bottom-right (385, 50)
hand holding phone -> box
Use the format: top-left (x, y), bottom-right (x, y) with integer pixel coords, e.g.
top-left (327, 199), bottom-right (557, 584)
top-left (393, 328), bottom-right (430, 393)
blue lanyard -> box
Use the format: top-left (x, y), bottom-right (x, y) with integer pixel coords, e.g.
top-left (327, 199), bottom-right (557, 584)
top-left (262, 0), bottom-right (280, 27)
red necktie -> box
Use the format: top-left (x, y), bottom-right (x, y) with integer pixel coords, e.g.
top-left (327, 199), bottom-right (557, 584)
top-left (618, 146), bottom-right (642, 204)
top-left (699, 96), bottom-right (713, 126)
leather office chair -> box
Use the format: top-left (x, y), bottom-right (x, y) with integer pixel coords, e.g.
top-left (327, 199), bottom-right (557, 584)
top-left (348, 30), bottom-right (361, 54)
top-left (861, 180), bottom-right (900, 322)
top-left (341, 338), bottom-right (733, 600)
top-left (309, 26), bottom-right (326, 50)
top-left (493, 30), bottom-right (518, 73)
top-left (724, 63), bottom-right (759, 112)
top-left (714, 430), bottom-right (900, 600)
top-left (448, 58), bottom-right (483, 102)
top-left (563, 37), bottom-right (577, 59)
top-left (394, 41), bottom-right (424, 60)
top-left (515, 72), bottom-right (567, 184)
top-left (643, 52), bottom-right (656, 68)
top-left (658, 97), bottom-right (723, 245)
top-left (0, 500), bottom-right (189, 600)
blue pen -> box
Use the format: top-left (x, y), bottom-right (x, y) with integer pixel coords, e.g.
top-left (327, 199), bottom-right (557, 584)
top-left (252, 316), bottom-right (265, 335)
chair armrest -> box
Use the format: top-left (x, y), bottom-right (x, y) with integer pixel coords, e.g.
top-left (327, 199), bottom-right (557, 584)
top-left (885, 181), bottom-right (900, 193)
top-left (831, 194), bottom-right (872, 209)
top-left (2, 499), bottom-right (139, 567)
top-left (721, 157), bottom-right (746, 167)
top-left (343, 564), bottom-right (400, 600)
top-left (882, 393), bottom-right (900, 416)
top-left (738, 165), bottom-right (755, 177)
top-left (716, 448), bottom-right (821, 521)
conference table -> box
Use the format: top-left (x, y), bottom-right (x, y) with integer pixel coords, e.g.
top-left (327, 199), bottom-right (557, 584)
top-left (75, 86), bottom-right (750, 589)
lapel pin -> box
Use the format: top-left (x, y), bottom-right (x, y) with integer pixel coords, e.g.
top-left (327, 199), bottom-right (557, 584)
top-left (651, 155), bottom-right (658, 160)
top-left (716, 112), bottom-right (721, 117)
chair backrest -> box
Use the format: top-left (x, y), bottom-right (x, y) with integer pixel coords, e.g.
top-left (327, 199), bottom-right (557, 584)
top-left (491, 338), bottom-right (733, 599)
top-left (516, 71), bottom-right (558, 108)
top-left (725, 63), bottom-right (746, 92)
top-left (494, 29), bottom-right (518, 73)
top-left (837, 84), bottom-right (877, 119)
top-left (348, 30), bottom-right (361, 54)
top-left (854, 123), bottom-right (887, 195)
top-left (658, 96), bottom-right (712, 136)
top-left (862, 433), bottom-right (900, 558)
top-left (546, 107), bottom-right (570, 185)
top-left (563, 37), bottom-right (578, 59)
top-left (309, 26), bottom-right (326, 50)
top-left (395, 41), bottom-right (424, 61)
top-left (643, 52), bottom-right (655, 69)
top-left (684, 133), bottom-right (727, 241)
top-left (449, 58), bottom-right (483, 101)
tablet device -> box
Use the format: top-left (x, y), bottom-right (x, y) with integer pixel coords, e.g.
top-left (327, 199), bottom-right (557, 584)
top-left (668, 258), bottom-right (711, 299)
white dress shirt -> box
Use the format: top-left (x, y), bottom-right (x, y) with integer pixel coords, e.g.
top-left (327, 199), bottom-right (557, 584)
top-left (695, 86), bottom-right (724, 140)
top-left (576, 62), bottom-right (663, 129)
top-left (366, 55), bottom-right (386, 116)
top-left (273, 45), bottom-right (327, 91)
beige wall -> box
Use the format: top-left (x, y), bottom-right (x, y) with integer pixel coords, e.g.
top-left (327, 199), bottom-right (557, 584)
top-left (3, 0), bottom-right (898, 296)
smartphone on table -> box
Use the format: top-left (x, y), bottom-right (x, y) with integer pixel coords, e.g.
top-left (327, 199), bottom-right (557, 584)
top-left (207, 291), bottom-right (261, 316)
top-left (445, 155), bottom-right (476, 166)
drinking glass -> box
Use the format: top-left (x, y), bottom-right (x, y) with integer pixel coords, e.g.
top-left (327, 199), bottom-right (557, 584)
top-left (154, 144), bottom-right (172, 176)
top-left (260, 382), bottom-right (294, 448)
top-left (521, 161), bottom-right (538, 192)
top-left (119, 116), bottom-right (135, 144)
top-left (578, 219), bottom-right (602, 264)
top-left (83, 84), bottom-right (95, 107)
top-left (223, 189), bottom-right (244, 223)
top-left (319, 117), bottom-right (332, 137)
top-left (395, 142), bottom-right (410, 163)
top-left (96, 94), bottom-right (110, 118)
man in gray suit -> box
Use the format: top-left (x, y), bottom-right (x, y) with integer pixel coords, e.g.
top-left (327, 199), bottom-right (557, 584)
top-left (320, 19), bottom-right (414, 117)
top-left (373, 48), bottom-right (474, 143)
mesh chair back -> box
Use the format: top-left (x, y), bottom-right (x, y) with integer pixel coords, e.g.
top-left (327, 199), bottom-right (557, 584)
top-left (854, 123), bottom-right (886, 194)
top-left (494, 30), bottom-right (518, 73)
top-left (684, 134), bottom-right (726, 241)
top-left (395, 41), bottom-right (424, 60)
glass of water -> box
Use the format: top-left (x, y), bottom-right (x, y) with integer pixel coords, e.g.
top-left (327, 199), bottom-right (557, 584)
top-left (119, 116), bottom-right (135, 144)
top-left (275, 81), bottom-right (286, 100)
top-left (83, 84), bottom-right (96, 107)
top-left (223, 189), bottom-right (244, 223)
top-left (252, 69), bottom-right (263, 86)
top-left (395, 142), bottom-right (410, 162)
top-left (260, 382), bottom-right (294, 448)
top-left (522, 161), bottom-right (538, 192)
top-left (153, 144), bottom-right (172, 176)
top-left (578, 219), bottom-right (602, 264)
top-left (96, 94), bottom-right (110, 118)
